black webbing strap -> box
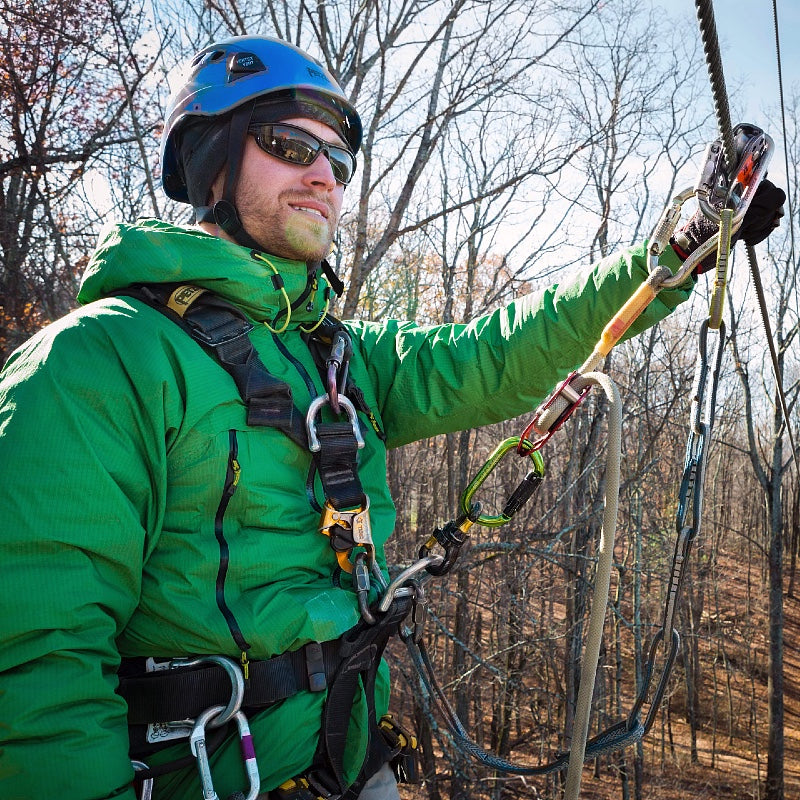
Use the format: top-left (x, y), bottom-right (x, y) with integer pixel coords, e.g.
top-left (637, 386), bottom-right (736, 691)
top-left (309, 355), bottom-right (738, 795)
top-left (313, 422), bottom-right (365, 511)
top-left (304, 318), bottom-right (371, 512)
top-left (115, 283), bottom-right (308, 447)
top-left (118, 641), bottom-right (342, 725)
top-left (306, 596), bottom-right (413, 799)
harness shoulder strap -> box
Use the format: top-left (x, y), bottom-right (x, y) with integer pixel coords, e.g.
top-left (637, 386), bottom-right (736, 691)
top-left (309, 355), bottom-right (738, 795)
top-left (115, 283), bottom-right (308, 447)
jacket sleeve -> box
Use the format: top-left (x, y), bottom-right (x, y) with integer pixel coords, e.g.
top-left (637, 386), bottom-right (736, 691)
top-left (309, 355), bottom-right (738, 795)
top-left (0, 311), bottom-right (168, 800)
top-left (348, 243), bottom-right (693, 448)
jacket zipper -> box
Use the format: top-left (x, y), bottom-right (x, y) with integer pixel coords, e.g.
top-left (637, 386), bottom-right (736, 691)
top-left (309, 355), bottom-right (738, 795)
top-left (214, 430), bottom-right (251, 659)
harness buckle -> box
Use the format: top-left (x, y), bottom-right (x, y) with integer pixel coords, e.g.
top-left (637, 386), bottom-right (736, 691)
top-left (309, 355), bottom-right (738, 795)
top-left (273, 776), bottom-right (330, 800)
top-left (306, 395), bottom-right (364, 452)
top-left (378, 714), bottom-right (420, 784)
top-left (190, 705), bottom-right (260, 800)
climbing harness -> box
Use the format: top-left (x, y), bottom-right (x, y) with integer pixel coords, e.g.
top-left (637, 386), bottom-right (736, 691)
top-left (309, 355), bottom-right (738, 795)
top-left (114, 276), bottom-right (417, 800)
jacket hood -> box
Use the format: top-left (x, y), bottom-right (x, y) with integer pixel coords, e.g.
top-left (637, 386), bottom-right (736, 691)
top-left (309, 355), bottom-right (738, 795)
top-left (78, 218), bottom-right (332, 325)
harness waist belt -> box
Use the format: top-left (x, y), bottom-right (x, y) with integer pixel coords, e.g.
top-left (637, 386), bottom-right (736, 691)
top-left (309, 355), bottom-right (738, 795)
top-left (119, 641), bottom-right (342, 724)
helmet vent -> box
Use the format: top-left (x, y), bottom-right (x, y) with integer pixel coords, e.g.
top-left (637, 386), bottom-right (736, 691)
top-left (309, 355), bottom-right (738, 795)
top-left (191, 49), bottom-right (226, 69)
top-left (227, 52), bottom-right (267, 83)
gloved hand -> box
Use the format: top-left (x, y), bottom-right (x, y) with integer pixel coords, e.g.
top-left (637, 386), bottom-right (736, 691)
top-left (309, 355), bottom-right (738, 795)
top-left (671, 179), bottom-right (786, 274)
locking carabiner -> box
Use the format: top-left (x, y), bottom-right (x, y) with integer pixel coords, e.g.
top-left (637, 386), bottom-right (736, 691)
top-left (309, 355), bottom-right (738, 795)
top-left (190, 705), bottom-right (260, 800)
top-left (459, 437), bottom-right (545, 527)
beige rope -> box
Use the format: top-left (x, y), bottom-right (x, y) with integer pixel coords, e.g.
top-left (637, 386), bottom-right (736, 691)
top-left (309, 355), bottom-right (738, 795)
top-left (562, 371), bottom-right (622, 800)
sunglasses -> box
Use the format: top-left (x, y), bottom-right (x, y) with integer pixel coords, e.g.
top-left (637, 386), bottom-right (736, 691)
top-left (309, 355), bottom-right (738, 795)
top-left (248, 123), bottom-right (357, 186)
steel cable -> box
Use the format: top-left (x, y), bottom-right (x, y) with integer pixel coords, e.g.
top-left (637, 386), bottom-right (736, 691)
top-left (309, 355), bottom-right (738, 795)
top-left (694, 0), bottom-right (798, 470)
top-left (772, 0), bottom-right (798, 317)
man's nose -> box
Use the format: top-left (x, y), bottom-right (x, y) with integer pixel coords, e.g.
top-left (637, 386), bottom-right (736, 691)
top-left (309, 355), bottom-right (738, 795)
top-left (302, 149), bottom-right (338, 190)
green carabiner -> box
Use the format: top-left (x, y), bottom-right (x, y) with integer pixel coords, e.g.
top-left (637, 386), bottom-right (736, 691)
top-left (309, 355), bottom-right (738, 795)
top-left (459, 437), bottom-right (545, 527)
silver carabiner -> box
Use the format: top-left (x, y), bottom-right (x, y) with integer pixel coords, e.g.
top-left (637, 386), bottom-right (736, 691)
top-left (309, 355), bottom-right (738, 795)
top-left (169, 654), bottom-right (244, 728)
top-left (131, 760), bottom-right (153, 800)
top-left (306, 394), bottom-right (365, 452)
top-left (378, 555), bottom-right (442, 613)
top-left (190, 705), bottom-right (260, 800)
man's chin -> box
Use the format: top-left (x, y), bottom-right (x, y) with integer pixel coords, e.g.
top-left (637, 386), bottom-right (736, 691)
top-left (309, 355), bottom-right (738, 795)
top-left (244, 217), bottom-right (333, 262)
top-left (279, 229), bottom-right (333, 263)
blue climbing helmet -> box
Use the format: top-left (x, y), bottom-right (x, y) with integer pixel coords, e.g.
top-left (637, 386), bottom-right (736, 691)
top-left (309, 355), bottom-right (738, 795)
top-left (160, 36), bottom-right (362, 247)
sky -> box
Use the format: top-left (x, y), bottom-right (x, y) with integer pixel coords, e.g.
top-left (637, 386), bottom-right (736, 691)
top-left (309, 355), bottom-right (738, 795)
top-left (711, 0), bottom-right (799, 187)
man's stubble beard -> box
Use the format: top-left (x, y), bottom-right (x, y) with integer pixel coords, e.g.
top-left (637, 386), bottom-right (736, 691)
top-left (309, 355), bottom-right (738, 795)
top-left (239, 184), bottom-right (339, 263)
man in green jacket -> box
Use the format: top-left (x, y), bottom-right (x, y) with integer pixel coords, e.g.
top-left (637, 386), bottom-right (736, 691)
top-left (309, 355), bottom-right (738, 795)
top-left (0, 35), bottom-right (785, 800)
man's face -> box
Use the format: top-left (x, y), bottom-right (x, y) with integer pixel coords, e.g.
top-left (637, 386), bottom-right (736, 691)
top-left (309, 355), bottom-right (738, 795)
top-left (230, 116), bottom-right (347, 261)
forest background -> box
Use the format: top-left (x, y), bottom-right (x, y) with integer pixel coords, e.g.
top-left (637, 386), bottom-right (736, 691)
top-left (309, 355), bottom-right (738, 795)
top-left (1, 0), bottom-right (798, 799)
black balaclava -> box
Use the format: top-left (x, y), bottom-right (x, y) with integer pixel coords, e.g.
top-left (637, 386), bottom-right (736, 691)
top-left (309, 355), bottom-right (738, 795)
top-left (174, 91), bottom-right (355, 252)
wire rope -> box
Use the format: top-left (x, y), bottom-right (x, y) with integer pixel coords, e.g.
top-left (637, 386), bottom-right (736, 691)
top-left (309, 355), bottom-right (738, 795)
top-left (694, 0), bottom-right (798, 471)
top-left (772, 0), bottom-right (798, 319)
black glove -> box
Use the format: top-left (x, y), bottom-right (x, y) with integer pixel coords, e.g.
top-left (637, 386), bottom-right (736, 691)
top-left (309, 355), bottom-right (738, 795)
top-left (671, 179), bottom-right (786, 274)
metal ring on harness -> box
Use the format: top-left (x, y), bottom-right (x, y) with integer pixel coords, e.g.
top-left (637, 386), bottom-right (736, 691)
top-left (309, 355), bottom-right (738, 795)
top-left (169, 654), bottom-right (244, 728)
top-left (306, 394), bottom-right (365, 452)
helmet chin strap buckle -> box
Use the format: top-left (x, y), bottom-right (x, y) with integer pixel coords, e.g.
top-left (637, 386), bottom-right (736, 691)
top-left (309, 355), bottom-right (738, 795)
top-left (212, 200), bottom-right (242, 236)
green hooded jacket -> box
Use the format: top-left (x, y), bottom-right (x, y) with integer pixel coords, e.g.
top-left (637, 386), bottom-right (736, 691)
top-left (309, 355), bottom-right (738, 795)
top-left (0, 219), bottom-right (692, 799)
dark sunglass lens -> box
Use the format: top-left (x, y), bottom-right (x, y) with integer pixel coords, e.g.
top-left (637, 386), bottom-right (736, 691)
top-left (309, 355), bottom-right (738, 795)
top-left (269, 130), bottom-right (317, 164)
top-left (252, 125), bottom-right (355, 184)
top-left (328, 151), bottom-right (354, 184)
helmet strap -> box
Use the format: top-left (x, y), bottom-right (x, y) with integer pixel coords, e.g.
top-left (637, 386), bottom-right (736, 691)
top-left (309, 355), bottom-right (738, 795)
top-left (199, 103), bottom-right (263, 252)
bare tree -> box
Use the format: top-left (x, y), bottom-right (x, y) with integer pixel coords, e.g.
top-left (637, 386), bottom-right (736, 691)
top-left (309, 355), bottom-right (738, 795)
top-left (727, 178), bottom-right (799, 800)
top-left (0, 0), bottom-right (167, 358)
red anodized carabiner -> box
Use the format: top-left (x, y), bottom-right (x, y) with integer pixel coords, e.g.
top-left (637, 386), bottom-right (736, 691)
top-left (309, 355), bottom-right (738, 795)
top-left (517, 371), bottom-right (592, 454)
